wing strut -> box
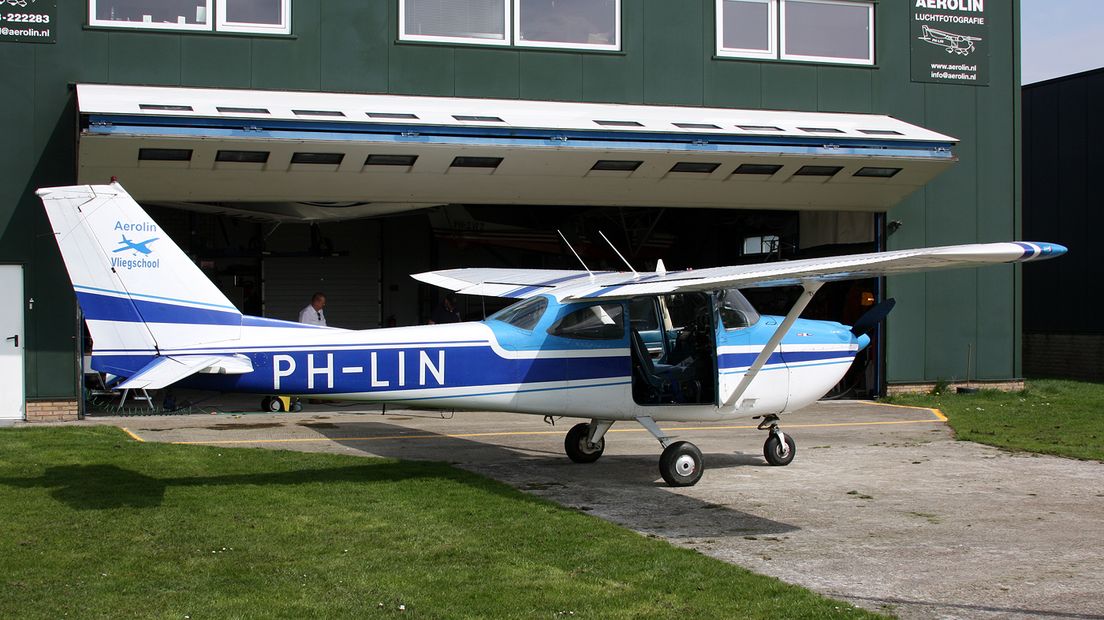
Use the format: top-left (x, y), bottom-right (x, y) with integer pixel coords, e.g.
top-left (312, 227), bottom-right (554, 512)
top-left (724, 280), bottom-right (823, 408)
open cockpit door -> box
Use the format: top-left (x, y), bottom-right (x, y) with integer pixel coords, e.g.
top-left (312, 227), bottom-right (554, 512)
top-left (714, 288), bottom-right (790, 413)
top-left (629, 293), bottom-right (718, 406)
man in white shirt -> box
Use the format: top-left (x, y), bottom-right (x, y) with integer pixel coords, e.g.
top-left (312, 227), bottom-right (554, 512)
top-left (298, 292), bottom-right (327, 326)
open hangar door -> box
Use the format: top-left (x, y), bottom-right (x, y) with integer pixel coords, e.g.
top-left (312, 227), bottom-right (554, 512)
top-left (75, 84), bottom-right (957, 397)
top-left (143, 205), bottom-right (383, 331)
top-left (426, 204), bottom-right (885, 398)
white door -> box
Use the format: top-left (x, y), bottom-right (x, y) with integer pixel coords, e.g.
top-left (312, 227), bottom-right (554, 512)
top-left (0, 265), bottom-right (25, 420)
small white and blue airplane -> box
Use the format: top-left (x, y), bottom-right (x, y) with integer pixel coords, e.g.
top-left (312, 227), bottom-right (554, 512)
top-left (38, 183), bottom-right (1065, 486)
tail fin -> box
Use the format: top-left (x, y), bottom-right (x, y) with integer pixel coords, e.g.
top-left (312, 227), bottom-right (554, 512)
top-left (37, 184), bottom-right (242, 365)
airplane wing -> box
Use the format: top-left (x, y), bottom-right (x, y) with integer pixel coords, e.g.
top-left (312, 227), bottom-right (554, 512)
top-left (412, 241), bottom-right (1066, 302)
top-left (115, 354), bottom-right (254, 390)
top-left (412, 268), bottom-right (612, 299)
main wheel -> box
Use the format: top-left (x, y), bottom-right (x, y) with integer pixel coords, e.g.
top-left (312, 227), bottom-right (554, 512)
top-left (564, 423), bottom-right (605, 463)
top-left (290, 398), bottom-right (303, 413)
top-left (659, 441), bottom-right (704, 487)
top-left (764, 433), bottom-right (796, 466)
top-left (265, 396), bottom-right (284, 413)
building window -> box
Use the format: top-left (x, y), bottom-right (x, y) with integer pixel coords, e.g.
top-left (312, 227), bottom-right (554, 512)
top-left (88, 0), bottom-right (290, 34)
top-left (781, 0), bottom-right (872, 64)
top-left (716, 0), bottom-right (776, 60)
top-left (400, 0), bottom-right (510, 45)
top-left (399, 0), bottom-right (620, 50)
top-left (216, 0), bottom-right (291, 34)
top-left (716, 0), bottom-right (873, 65)
top-left (742, 235), bottom-right (779, 255)
top-left (515, 0), bottom-right (620, 51)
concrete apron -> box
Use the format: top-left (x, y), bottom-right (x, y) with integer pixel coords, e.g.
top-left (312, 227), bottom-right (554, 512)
top-left (84, 400), bottom-right (1103, 620)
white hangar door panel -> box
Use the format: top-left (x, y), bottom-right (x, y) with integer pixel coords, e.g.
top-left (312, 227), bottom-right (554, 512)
top-left (0, 265), bottom-right (25, 419)
top-left (263, 225), bottom-right (381, 331)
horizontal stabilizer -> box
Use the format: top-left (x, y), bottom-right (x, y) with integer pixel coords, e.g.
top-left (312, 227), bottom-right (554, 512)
top-left (116, 354), bottom-right (253, 390)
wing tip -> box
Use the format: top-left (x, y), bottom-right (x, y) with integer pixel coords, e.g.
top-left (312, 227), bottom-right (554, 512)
top-left (1017, 241), bottom-right (1067, 261)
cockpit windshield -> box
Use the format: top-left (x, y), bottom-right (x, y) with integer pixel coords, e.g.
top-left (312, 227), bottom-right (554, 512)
top-left (487, 296), bottom-right (548, 330)
top-left (716, 288), bottom-right (760, 329)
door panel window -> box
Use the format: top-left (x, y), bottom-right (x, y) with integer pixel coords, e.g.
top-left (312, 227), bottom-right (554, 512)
top-left (549, 304), bottom-right (625, 340)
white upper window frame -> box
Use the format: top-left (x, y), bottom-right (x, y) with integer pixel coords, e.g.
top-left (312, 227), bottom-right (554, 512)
top-left (715, 0), bottom-right (874, 65)
top-left (779, 0), bottom-right (874, 66)
top-left (398, 0), bottom-right (621, 51)
top-left (715, 0), bottom-right (777, 60)
top-left (88, 1), bottom-right (290, 35)
top-left (88, 0), bottom-right (214, 32)
top-left (216, 0), bottom-right (291, 35)
top-left (398, 0), bottom-right (513, 47)
top-left (513, 0), bottom-right (621, 52)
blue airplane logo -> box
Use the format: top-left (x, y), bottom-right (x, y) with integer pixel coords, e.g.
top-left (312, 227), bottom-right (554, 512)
top-left (113, 235), bottom-right (159, 255)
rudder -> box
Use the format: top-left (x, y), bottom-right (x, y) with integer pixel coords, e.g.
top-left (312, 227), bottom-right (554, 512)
top-left (37, 183), bottom-right (242, 373)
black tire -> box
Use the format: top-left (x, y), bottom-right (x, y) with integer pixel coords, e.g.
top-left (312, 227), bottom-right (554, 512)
top-left (659, 441), bottom-right (704, 487)
top-left (290, 398), bottom-right (303, 413)
top-left (564, 423), bottom-right (605, 463)
top-left (763, 433), bottom-right (796, 466)
top-left (266, 396), bottom-right (284, 413)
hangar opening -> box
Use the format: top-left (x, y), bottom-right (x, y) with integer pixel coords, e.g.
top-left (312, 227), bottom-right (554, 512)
top-left (76, 84), bottom-right (957, 399)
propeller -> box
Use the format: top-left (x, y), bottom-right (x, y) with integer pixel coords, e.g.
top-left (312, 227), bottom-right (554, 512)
top-left (850, 298), bottom-right (896, 337)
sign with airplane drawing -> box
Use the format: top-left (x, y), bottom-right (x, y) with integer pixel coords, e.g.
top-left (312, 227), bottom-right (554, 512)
top-left (911, 0), bottom-right (990, 85)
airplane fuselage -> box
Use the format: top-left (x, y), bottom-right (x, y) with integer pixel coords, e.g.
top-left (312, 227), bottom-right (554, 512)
top-left (89, 295), bottom-right (862, 423)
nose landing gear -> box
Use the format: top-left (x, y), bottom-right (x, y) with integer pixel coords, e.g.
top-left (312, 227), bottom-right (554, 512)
top-left (756, 414), bottom-right (796, 466)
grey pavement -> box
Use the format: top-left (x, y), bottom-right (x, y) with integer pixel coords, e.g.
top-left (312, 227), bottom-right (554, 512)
top-left (73, 398), bottom-right (1104, 620)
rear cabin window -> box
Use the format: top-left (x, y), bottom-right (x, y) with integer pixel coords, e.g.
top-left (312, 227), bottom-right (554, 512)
top-left (628, 298), bottom-right (660, 331)
top-left (489, 296), bottom-right (548, 330)
top-left (549, 303), bottom-right (625, 340)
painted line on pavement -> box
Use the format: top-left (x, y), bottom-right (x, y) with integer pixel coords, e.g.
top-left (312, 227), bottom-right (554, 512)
top-left (120, 427), bottom-right (146, 442)
top-left (863, 400), bottom-right (948, 421)
top-left (162, 410), bottom-right (946, 446)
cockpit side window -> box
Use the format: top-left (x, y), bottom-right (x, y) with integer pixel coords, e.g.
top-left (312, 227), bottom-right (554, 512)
top-left (628, 297), bottom-right (660, 331)
top-left (549, 303), bottom-right (625, 340)
top-left (717, 288), bottom-right (761, 330)
top-left (488, 296), bottom-right (548, 331)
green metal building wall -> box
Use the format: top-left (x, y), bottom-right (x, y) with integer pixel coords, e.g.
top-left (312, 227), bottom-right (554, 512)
top-left (0, 0), bottom-right (1022, 402)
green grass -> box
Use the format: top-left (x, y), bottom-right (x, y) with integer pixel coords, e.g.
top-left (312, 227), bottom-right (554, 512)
top-left (885, 379), bottom-right (1104, 461)
top-left (0, 427), bottom-right (878, 619)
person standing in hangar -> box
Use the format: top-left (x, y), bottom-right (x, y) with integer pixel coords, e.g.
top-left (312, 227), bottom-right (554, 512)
top-left (429, 294), bottom-right (461, 324)
top-left (299, 292), bottom-right (327, 326)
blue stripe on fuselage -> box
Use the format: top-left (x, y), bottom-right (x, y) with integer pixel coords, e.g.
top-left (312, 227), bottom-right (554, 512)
top-left (717, 349), bottom-right (855, 370)
top-left (78, 291), bottom-right (242, 326)
top-left (94, 345), bottom-right (632, 395)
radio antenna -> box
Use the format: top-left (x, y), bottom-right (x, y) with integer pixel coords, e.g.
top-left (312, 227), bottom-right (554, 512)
top-left (557, 230), bottom-right (594, 279)
top-left (599, 230), bottom-right (638, 278)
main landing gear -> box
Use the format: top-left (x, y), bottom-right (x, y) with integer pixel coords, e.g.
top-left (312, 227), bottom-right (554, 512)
top-left (756, 414), bottom-right (796, 466)
top-left (561, 417), bottom-right (705, 487)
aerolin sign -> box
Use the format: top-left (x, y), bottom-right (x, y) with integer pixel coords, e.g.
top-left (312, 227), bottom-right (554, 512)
top-left (0, 0), bottom-right (55, 44)
top-left (911, 0), bottom-right (989, 86)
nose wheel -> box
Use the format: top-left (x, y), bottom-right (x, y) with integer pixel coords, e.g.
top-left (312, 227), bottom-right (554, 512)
top-left (757, 414), bottom-right (796, 466)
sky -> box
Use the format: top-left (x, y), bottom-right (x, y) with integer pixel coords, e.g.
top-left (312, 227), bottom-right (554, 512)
top-left (1021, 0), bottom-right (1104, 84)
